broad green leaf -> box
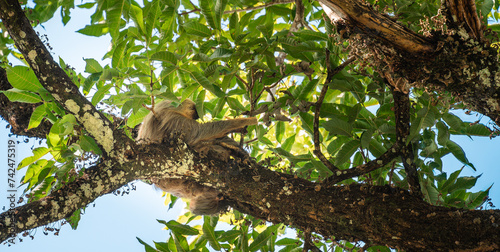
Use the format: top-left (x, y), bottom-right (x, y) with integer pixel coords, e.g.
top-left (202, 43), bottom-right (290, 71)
top-left (172, 233), bottom-right (189, 252)
top-left (28, 104), bottom-right (47, 129)
top-left (464, 124), bottom-right (491, 136)
top-left (151, 51), bottom-right (178, 65)
top-left (6, 66), bottom-right (43, 92)
top-left (79, 135), bottom-right (102, 155)
top-left (84, 58), bottom-right (103, 73)
top-left (323, 117), bottom-right (353, 137)
top-left (249, 226), bottom-right (275, 252)
top-left (112, 39), bottom-right (128, 68)
top-left (91, 84), bottom-right (113, 105)
top-left (408, 107), bottom-right (435, 142)
top-left (183, 22), bottom-right (212, 37)
top-left (77, 23), bottom-right (109, 37)
top-left (127, 108), bottom-right (150, 128)
top-left (440, 168), bottom-right (462, 193)
top-left (436, 121), bottom-right (450, 146)
top-left (335, 140), bottom-right (360, 166)
top-left (200, 0), bottom-right (217, 30)
top-left (18, 147), bottom-right (50, 170)
top-left (276, 238), bottom-right (302, 246)
top-left (297, 79), bottom-right (318, 100)
top-left (467, 186), bottom-right (491, 209)
top-left (422, 178), bottom-right (441, 204)
top-left (190, 71), bottom-right (224, 97)
top-left (446, 175), bottom-right (480, 193)
top-left (446, 140), bottom-right (475, 170)
top-left (203, 219), bottom-right (221, 250)
top-left (293, 30), bottom-right (328, 41)
top-left (443, 112), bottom-right (463, 132)
top-left (214, 0), bottom-right (228, 31)
top-left (165, 220), bottom-right (199, 236)
top-left (137, 237), bottom-right (157, 252)
top-left (0, 88), bottom-right (42, 103)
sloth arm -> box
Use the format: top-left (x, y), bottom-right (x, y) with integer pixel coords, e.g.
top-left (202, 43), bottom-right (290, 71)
top-left (190, 117), bottom-right (257, 145)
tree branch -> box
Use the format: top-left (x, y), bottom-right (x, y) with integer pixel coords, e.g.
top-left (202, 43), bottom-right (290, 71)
top-left (0, 68), bottom-right (52, 139)
top-left (0, 0), bottom-right (120, 155)
top-left (392, 88), bottom-right (422, 196)
top-left (317, 0), bottom-right (435, 54)
top-left (313, 54), bottom-right (356, 173)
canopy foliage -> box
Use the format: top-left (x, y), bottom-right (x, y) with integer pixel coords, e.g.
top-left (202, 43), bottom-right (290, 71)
top-left (1, 0), bottom-right (500, 251)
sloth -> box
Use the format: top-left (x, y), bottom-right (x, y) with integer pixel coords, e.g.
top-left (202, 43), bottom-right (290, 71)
top-left (136, 99), bottom-right (257, 215)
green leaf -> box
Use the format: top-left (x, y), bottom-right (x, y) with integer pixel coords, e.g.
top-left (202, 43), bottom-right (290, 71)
top-left (446, 175), bottom-right (480, 193)
top-left (248, 226), bottom-right (275, 252)
top-left (297, 79), bottom-right (318, 100)
top-left (200, 0), bottom-right (217, 30)
top-left (6, 66), bottom-right (43, 92)
top-left (28, 104), bottom-right (47, 129)
top-left (464, 124), bottom-right (491, 136)
top-left (190, 71), bottom-right (224, 97)
top-left (151, 51), bottom-right (178, 65)
top-left (323, 117), bottom-right (353, 137)
top-left (84, 58), bottom-right (103, 73)
top-left (293, 30), bottom-right (328, 41)
top-left (183, 22), bottom-right (212, 37)
top-left (18, 147), bottom-right (50, 170)
top-left (436, 121), bottom-right (450, 146)
top-left (408, 107), bottom-right (435, 142)
top-left (422, 177), bottom-right (441, 204)
top-left (467, 186), bottom-right (491, 209)
top-left (91, 84), bottom-right (113, 105)
top-left (112, 39), bottom-right (128, 68)
top-left (79, 135), bottom-right (102, 155)
top-left (335, 140), bottom-right (360, 166)
top-left (0, 88), bottom-right (42, 103)
top-left (443, 112), bottom-right (463, 132)
top-left (77, 23), bottom-right (109, 37)
top-left (172, 233), bottom-right (189, 252)
top-left (215, 0), bottom-right (228, 30)
top-left (137, 237), bottom-right (157, 252)
top-left (203, 219), bottom-right (221, 250)
top-left (127, 108), bottom-right (150, 128)
top-left (440, 168), bottom-right (462, 193)
top-left (446, 140), bottom-right (475, 170)
top-left (276, 238), bottom-right (302, 246)
top-left (164, 220), bottom-right (199, 236)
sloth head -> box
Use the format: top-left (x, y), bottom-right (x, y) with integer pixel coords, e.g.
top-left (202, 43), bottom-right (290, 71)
top-left (175, 99), bottom-right (199, 120)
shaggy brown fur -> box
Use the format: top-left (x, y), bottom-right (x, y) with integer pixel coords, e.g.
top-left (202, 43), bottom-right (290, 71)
top-left (137, 99), bottom-right (257, 215)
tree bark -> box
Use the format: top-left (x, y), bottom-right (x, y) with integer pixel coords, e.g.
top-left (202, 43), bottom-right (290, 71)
top-left (0, 0), bottom-right (499, 251)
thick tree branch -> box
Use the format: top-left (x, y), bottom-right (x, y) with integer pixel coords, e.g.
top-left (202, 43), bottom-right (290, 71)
top-left (392, 88), bottom-right (422, 196)
top-left (1, 138), bottom-right (498, 250)
top-left (317, 0), bottom-right (435, 54)
top-left (444, 0), bottom-right (483, 41)
top-left (318, 0), bottom-right (500, 127)
top-left (0, 0), bottom-right (120, 154)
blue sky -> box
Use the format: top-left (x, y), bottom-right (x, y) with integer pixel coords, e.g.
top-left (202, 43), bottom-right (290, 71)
top-left (0, 4), bottom-right (499, 251)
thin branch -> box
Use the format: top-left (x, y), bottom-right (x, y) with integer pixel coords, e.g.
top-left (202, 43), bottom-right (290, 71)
top-left (313, 54), bottom-right (356, 173)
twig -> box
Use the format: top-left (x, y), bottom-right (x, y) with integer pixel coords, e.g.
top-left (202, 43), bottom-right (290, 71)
top-left (313, 54), bottom-right (356, 173)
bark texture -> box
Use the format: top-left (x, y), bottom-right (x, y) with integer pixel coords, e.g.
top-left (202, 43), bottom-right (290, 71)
top-left (0, 0), bottom-right (499, 251)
